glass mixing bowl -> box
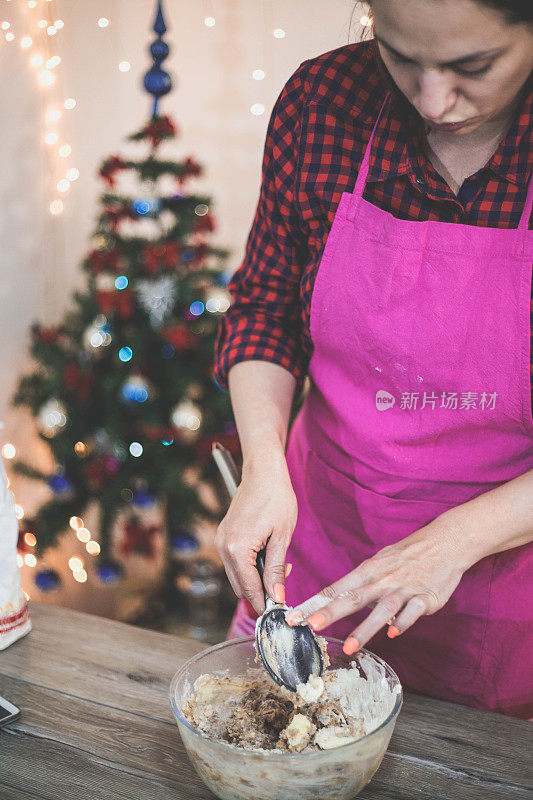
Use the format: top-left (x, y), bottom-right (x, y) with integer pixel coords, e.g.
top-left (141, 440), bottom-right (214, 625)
top-left (169, 636), bottom-right (402, 800)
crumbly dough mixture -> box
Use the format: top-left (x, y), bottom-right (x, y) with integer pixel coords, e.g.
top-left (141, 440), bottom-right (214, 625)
top-left (180, 636), bottom-right (399, 754)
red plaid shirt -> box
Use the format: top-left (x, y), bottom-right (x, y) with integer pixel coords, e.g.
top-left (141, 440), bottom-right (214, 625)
top-left (214, 40), bottom-right (533, 412)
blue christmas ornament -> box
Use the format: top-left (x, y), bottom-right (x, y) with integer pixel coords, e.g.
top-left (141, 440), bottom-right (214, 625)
top-left (48, 472), bottom-right (73, 495)
top-left (96, 560), bottom-right (123, 584)
top-left (143, 1), bottom-right (172, 117)
top-left (132, 490), bottom-right (156, 508)
top-left (131, 197), bottom-right (162, 217)
top-left (35, 568), bottom-right (61, 592)
top-left (120, 375), bottom-right (152, 404)
top-left (171, 532), bottom-right (199, 555)
top-left (182, 248), bottom-right (195, 262)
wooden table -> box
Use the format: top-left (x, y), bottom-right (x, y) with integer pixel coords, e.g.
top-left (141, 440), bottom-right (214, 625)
top-left (0, 602), bottom-right (530, 800)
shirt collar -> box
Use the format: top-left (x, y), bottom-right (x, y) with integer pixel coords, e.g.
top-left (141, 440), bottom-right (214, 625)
top-left (366, 80), bottom-right (533, 189)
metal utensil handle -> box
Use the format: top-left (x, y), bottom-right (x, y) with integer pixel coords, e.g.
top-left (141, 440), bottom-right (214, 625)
top-left (212, 442), bottom-right (268, 595)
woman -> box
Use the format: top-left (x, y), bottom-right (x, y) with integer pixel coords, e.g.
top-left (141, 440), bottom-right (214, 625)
top-left (213, 0), bottom-right (533, 718)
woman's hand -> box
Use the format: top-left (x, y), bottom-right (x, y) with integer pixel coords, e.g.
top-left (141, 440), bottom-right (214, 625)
top-left (215, 448), bottom-right (298, 616)
top-left (285, 513), bottom-right (469, 654)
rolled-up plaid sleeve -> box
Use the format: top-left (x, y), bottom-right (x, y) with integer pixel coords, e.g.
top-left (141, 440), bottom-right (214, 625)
top-left (213, 62), bottom-right (309, 392)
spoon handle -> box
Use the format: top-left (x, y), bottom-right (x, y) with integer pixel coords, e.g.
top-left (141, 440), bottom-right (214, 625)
top-left (212, 443), bottom-right (271, 606)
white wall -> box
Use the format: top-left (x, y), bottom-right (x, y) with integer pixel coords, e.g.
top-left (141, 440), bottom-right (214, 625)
top-left (0, 0), bottom-right (366, 512)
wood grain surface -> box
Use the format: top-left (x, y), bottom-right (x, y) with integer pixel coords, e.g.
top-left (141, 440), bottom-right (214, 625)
top-left (0, 602), bottom-right (530, 800)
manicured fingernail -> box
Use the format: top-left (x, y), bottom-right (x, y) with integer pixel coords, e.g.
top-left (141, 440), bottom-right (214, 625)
top-left (307, 613), bottom-right (326, 631)
top-left (387, 625), bottom-right (401, 639)
top-left (273, 583), bottom-right (285, 604)
top-left (285, 610), bottom-right (303, 626)
top-left (285, 563), bottom-right (293, 578)
top-left (343, 637), bottom-right (360, 655)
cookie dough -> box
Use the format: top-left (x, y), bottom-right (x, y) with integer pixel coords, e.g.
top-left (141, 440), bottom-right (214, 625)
top-left (180, 639), bottom-right (399, 754)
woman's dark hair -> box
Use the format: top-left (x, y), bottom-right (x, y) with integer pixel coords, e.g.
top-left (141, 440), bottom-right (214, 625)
top-left (349, 1), bottom-right (533, 134)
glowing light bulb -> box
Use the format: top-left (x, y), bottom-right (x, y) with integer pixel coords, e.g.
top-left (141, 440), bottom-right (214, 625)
top-left (2, 443), bottom-right (16, 459)
top-left (69, 516), bottom-right (84, 530)
top-left (47, 108), bottom-right (61, 122)
top-left (64, 98), bottom-right (76, 109)
top-left (25, 553), bottom-right (37, 568)
top-left (54, 19), bottom-right (64, 28)
top-left (66, 168), bottom-right (79, 181)
top-left (15, 505), bottom-right (25, 520)
top-left (73, 569), bottom-right (87, 583)
top-left (118, 61), bottom-right (130, 72)
top-left (5, 32), bottom-right (14, 42)
top-left (46, 56), bottom-right (61, 68)
top-left (24, 533), bottom-right (37, 547)
top-left (38, 69), bottom-right (55, 86)
top-left (204, 16), bottom-right (216, 27)
top-left (21, 36), bottom-right (32, 48)
top-left (253, 69), bottom-right (266, 81)
top-left (251, 103), bottom-right (265, 116)
top-left (69, 556), bottom-right (83, 571)
top-left (129, 442), bottom-right (143, 457)
top-left (360, 14), bottom-right (372, 27)
top-left (273, 28), bottom-right (286, 39)
top-left (58, 144), bottom-right (71, 157)
top-left (86, 541), bottom-right (100, 555)
top-left (38, 19), bottom-right (47, 28)
top-left (76, 527), bottom-right (91, 543)
top-left (98, 18), bottom-right (109, 28)
top-left (45, 132), bottom-right (58, 145)
top-left (57, 179), bottom-right (70, 193)
top-left (17, 554), bottom-right (24, 568)
top-left (30, 54), bottom-right (43, 67)
top-left (28, 1), bottom-right (37, 7)
top-left (74, 441), bottom-right (87, 455)
top-left (1, 21), bottom-right (11, 30)
top-left (47, 26), bottom-right (57, 36)
top-left (50, 199), bottom-right (64, 215)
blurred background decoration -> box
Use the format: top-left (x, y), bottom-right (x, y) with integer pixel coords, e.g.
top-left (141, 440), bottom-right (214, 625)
top-left (0, 0), bottom-right (369, 641)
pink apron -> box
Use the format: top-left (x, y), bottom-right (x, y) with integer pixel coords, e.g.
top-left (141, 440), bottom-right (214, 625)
top-left (227, 94), bottom-right (533, 718)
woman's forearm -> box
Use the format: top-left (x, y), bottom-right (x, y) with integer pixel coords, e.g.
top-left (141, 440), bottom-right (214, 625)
top-left (442, 467), bottom-right (533, 570)
top-left (227, 360), bottom-right (297, 474)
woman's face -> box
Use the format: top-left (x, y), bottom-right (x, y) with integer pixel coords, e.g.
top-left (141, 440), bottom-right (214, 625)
top-left (370, 0), bottom-right (533, 134)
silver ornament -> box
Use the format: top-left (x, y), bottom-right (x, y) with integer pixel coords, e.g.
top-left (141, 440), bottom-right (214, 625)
top-left (37, 399), bottom-right (68, 438)
top-left (171, 399), bottom-right (202, 442)
top-left (135, 275), bottom-right (176, 328)
top-left (205, 286), bottom-right (231, 314)
top-left (83, 315), bottom-right (113, 354)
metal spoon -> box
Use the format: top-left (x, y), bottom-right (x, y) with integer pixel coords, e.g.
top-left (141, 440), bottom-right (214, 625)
top-left (212, 442), bottom-right (324, 692)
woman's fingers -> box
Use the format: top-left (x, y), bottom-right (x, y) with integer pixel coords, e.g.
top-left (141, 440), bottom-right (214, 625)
top-left (343, 593), bottom-right (406, 654)
top-left (285, 565), bottom-right (372, 625)
top-left (386, 595), bottom-right (428, 638)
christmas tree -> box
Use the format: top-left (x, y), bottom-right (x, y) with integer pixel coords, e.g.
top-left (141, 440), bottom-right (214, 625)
top-left (12, 2), bottom-right (239, 585)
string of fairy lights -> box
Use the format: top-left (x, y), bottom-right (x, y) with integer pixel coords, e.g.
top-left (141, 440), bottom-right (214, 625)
top-left (2, 1), bottom-right (370, 597)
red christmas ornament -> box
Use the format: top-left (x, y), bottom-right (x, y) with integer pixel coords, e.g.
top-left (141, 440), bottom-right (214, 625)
top-left (96, 288), bottom-right (134, 319)
top-left (120, 517), bottom-right (159, 558)
top-left (32, 324), bottom-right (68, 346)
top-left (192, 213), bottom-right (216, 235)
top-left (99, 155), bottom-right (129, 188)
top-left (104, 204), bottom-right (135, 231)
top-left (141, 115), bottom-right (177, 148)
top-left (63, 362), bottom-right (95, 402)
top-left (161, 323), bottom-right (198, 352)
top-left (178, 156), bottom-right (203, 184)
top-left (143, 241), bottom-right (181, 274)
top-left (84, 458), bottom-right (120, 491)
top-left (87, 248), bottom-right (123, 274)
